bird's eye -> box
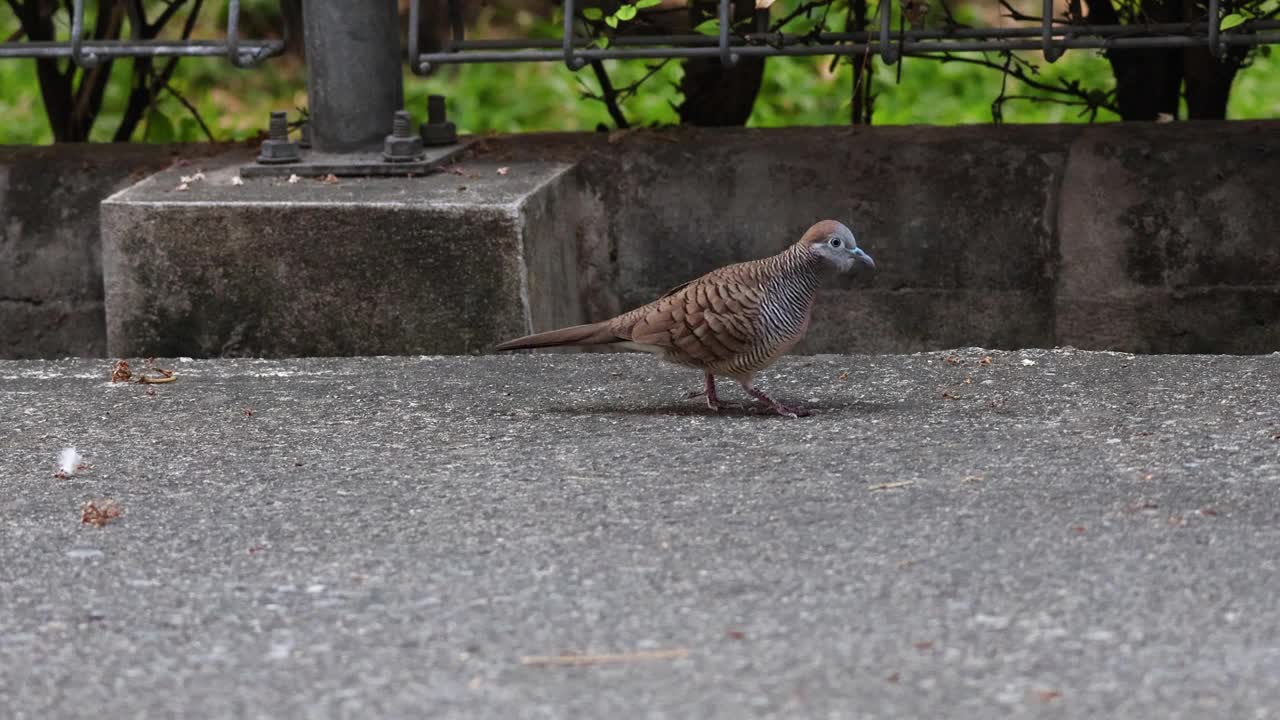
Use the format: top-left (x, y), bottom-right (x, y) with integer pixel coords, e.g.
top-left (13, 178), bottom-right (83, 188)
top-left (829, 237), bottom-right (843, 248)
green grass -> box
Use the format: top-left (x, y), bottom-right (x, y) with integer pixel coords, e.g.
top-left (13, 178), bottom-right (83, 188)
top-left (2, 4), bottom-right (1278, 145)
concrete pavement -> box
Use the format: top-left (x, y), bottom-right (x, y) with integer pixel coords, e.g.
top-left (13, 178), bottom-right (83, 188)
top-left (2, 349), bottom-right (1279, 718)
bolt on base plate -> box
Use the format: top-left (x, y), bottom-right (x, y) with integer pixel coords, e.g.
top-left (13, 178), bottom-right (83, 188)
top-left (239, 141), bottom-right (470, 178)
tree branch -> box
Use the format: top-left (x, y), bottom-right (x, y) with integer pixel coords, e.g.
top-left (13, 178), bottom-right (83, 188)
top-left (156, 75), bottom-right (216, 141)
top-left (998, 0), bottom-right (1044, 23)
top-left (916, 51), bottom-right (1119, 115)
top-left (619, 62), bottom-right (670, 103)
top-left (71, 0), bottom-right (126, 139)
top-left (114, 0), bottom-right (203, 141)
top-left (149, 0), bottom-right (190, 36)
top-left (588, 59), bottom-right (630, 129)
top-left (769, 1), bottom-right (828, 32)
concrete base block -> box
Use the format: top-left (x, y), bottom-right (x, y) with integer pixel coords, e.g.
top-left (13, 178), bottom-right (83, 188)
top-left (101, 150), bottom-right (579, 357)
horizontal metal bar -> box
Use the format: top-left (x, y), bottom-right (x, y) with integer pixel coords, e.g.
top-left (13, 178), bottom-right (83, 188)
top-left (0, 39), bottom-right (284, 62)
top-left (416, 31), bottom-right (1280, 67)
top-left (442, 20), bottom-right (1280, 50)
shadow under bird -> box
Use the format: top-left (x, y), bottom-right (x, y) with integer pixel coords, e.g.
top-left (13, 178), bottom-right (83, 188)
top-left (495, 220), bottom-right (876, 417)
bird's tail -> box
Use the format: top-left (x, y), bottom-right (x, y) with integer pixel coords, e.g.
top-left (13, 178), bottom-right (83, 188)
top-left (494, 321), bottom-right (624, 351)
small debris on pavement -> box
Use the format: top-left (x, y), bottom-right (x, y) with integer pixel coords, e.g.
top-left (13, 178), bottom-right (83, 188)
top-left (287, 174), bottom-right (302, 184)
top-left (80, 500), bottom-right (123, 528)
top-left (980, 355), bottom-right (993, 366)
top-left (112, 358), bottom-right (177, 385)
top-left (869, 481), bottom-right (914, 491)
top-left (496, 166), bottom-right (510, 176)
top-left (519, 648), bottom-right (689, 667)
top-left (110, 360), bottom-right (132, 383)
top-left (231, 175), bottom-right (245, 186)
top-left (944, 354), bottom-right (961, 365)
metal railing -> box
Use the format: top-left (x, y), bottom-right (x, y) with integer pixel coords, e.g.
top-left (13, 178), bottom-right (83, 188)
top-left (4, 0), bottom-right (1277, 172)
top-left (408, 0), bottom-right (1280, 73)
top-left (0, 0), bottom-right (283, 67)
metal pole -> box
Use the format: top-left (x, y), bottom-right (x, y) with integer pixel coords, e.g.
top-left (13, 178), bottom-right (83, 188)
top-left (302, 0), bottom-right (404, 152)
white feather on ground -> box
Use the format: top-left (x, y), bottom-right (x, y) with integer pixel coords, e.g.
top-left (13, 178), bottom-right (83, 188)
top-left (58, 447), bottom-right (82, 475)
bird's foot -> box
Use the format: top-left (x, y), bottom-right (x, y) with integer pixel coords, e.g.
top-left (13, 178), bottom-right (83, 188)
top-left (747, 402), bottom-right (811, 418)
top-left (742, 385), bottom-right (811, 418)
top-left (687, 373), bottom-right (743, 414)
top-left (687, 389), bottom-right (742, 413)
top-left (705, 397), bottom-right (745, 413)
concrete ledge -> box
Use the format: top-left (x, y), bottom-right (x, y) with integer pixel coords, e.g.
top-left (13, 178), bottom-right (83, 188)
top-left (0, 144), bottom-right (191, 358)
top-left (473, 122), bottom-right (1280, 355)
top-left (532, 126), bottom-right (1070, 353)
top-left (101, 150), bottom-right (579, 357)
top-left (1056, 122), bottom-right (1280, 353)
top-left (7, 122), bottom-right (1280, 357)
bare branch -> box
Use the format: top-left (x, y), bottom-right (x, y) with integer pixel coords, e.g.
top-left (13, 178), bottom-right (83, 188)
top-left (588, 59), bottom-right (630, 129)
top-left (937, 0), bottom-right (972, 29)
top-left (156, 76), bottom-right (216, 141)
top-left (616, 60), bottom-right (671, 102)
top-left (769, 1), bottom-right (828, 32)
top-left (114, 0), bottom-right (203, 141)
top-left (914, 50), bottom-right (1119, 115)
top-left (149, 0), bottom-right (190, 36)
top-left (999, 0), bottom-right (1043, 23)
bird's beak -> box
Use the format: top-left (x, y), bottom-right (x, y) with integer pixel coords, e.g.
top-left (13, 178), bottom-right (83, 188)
top-left (853, 248), bottom-right (876, 269)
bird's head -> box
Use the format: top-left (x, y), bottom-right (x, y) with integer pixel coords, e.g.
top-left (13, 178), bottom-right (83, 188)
top-left (801, 220), bottom-right (875, 273)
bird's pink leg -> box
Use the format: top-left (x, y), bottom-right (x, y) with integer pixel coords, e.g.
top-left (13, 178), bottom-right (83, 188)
top-left (703, 373), bottom-right (722, 411)
top-left (683, 373), bottom-right (735, 412)
top-left (741, 382), bottom-right (811, 418)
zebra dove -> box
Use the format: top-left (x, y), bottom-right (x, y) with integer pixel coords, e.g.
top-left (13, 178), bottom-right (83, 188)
top-left (495, 220), bottom-right (875, 417)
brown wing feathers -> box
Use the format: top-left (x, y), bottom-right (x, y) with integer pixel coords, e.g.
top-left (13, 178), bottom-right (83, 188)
top-left (495, 264), bottom-right (768, 364)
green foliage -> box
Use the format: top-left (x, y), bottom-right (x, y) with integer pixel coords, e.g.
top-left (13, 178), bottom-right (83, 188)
top-left (1221, 13), bottom-right (1248, 29)
top-left (583, 0), bottom-right (659, 30)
